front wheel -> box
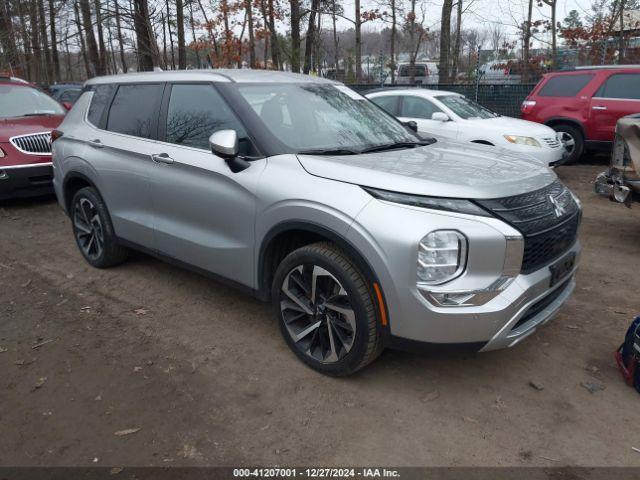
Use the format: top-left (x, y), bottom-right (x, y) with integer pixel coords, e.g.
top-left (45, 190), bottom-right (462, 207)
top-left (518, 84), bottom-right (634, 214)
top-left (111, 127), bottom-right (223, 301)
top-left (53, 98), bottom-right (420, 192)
top-left (271, 242), bottom-right (383, 376)
top-left (552, 124), bottom-right (584, 165)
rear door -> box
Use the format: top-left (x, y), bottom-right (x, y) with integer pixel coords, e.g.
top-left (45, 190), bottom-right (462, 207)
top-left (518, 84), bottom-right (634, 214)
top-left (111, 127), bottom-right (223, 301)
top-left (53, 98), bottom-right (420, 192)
top-left (150, 82), bottom-right (265, 287)
top-left (590, 72), bottom-right (640, 142)
top-left (398, 95), bottom-right (459, 140)
top-left (85, 82), bottom-right (163, 248)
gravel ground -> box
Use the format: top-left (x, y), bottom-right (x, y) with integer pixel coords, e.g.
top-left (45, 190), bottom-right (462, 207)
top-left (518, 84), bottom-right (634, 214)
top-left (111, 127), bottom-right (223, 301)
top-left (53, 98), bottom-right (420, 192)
top-left (1, 158), bottom-right (640, 467)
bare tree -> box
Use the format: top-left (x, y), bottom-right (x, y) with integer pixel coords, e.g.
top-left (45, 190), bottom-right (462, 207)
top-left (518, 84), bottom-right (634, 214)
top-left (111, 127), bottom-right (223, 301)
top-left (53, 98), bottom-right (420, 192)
top-left (438, 0), bottom-right (453, 83)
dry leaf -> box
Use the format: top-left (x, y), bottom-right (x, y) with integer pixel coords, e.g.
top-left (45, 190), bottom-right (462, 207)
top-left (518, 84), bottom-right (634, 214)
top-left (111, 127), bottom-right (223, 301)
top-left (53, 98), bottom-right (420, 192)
top-left (114, 428), bottom-right (141, 436)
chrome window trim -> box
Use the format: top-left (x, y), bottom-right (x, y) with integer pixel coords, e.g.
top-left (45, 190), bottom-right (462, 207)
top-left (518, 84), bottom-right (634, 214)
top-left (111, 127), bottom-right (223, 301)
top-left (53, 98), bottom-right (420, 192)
top-left (9, 131), bottom-right (52, 156)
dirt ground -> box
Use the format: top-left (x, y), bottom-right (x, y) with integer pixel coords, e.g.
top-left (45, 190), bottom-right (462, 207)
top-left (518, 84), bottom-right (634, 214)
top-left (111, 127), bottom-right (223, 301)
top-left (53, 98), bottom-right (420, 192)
top-left (1, 157), bottom-right (640, 468)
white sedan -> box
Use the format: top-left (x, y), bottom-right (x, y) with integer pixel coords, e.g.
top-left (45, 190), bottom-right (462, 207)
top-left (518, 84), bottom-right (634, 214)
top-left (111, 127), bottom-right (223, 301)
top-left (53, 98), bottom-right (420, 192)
top-left (366, 89), bottom-right (567, 166)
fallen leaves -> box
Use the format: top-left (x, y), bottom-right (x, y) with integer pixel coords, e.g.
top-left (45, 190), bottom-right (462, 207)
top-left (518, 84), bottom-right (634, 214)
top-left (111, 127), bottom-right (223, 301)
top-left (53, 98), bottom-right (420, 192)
top-left (114, 428), bottom-right (141, 437)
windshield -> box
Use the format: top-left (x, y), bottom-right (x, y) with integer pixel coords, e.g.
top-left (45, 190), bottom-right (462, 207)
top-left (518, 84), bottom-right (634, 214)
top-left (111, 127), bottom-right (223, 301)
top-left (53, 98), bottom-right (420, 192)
top-left (436, 95), bottom-right (498, 120)
top-left (0, 85), bottom-right (66, 118)
top-left (234, 83), bottom-right (420, 154)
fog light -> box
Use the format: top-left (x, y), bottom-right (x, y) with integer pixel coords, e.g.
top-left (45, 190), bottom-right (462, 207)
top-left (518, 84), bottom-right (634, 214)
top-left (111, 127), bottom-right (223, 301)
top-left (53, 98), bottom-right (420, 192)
top-left (417, 230), bottom-right (466, 286)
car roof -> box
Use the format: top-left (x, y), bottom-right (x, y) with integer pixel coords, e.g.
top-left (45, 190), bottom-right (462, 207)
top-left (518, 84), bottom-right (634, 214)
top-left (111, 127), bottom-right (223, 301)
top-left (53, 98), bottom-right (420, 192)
top-left (549, 65), bottom-right (640, 76)
top-left (85, 69), bottom-right (340, 86)
top-left (366, 88), bottom-right (460, 98)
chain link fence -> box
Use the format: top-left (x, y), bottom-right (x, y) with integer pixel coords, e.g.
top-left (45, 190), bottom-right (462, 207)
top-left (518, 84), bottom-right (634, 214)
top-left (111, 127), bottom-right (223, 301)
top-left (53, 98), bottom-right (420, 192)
top-left (350, 84), bottom-right (538, 118)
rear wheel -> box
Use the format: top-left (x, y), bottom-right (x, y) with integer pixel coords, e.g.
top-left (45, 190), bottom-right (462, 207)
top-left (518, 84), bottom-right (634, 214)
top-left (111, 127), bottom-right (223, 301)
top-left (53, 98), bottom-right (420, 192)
top-left (272, 242), bottom-right (383, 376)
top-left (552, 124), bottom-right (584, 165)
top-left (71, 187), bottom-right (128, 268)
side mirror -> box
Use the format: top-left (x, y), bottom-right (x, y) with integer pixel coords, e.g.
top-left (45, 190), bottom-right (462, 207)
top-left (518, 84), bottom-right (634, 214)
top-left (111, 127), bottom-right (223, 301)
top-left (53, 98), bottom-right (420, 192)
top-left (62, 102), bottom-right (73, 111)
top-left (209, 129), bottom-right (238, 158)
top-left (403, 120), bottom-right (418, 132)
top-left (431, 112), bottom-right (449, 122)
top-left (209, 129), bottom-right (250, 173)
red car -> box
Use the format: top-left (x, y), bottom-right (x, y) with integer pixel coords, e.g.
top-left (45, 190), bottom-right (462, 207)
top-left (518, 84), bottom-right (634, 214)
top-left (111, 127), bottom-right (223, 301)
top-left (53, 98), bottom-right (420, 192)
top-left (521, 65), bottom-right (640, 164)
top-left (0, 77), bottom-right (68, 200)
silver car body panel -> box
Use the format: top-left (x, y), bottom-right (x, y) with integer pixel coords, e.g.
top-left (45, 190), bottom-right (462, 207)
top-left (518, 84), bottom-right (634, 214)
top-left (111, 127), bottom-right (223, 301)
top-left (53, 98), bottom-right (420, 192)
top-left (53, 70), bottom-right (580, 351)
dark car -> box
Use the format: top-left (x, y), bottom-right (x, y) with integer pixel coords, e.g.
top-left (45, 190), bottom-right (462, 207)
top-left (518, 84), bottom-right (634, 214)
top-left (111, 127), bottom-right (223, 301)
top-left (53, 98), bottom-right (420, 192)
top-left (0, 78), bottom-right (67, 200)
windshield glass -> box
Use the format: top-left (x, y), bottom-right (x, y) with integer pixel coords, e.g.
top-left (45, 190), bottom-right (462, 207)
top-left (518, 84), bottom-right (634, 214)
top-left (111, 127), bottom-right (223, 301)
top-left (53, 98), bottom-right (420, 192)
top-left (436, 95), bottom-right (498, 120)
top-left (234, 83), bottom-right (419, 153)
top-left (0, 84), bottom-right (66, 118)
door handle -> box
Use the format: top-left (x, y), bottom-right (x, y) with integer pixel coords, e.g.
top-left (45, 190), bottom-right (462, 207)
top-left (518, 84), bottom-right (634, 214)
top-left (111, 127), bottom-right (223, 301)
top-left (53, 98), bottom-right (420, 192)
top-left (151, 153), bottom-right (175, 164)
top-left (592, 106), bottom-right (607, 111)
top-left (89, 138), bottom-right (104, 148)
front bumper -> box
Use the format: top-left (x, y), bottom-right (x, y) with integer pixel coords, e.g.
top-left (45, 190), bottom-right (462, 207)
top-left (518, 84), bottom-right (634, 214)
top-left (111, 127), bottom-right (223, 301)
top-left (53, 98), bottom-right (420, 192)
top-left (0, 163), bottom-right (54, 200)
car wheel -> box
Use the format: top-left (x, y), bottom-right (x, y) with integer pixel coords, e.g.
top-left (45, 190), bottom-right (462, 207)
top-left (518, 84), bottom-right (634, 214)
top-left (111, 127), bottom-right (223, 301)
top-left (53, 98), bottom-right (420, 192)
top-left (71, 187), bottom-right (128, 268)
top-left (272, 242), bottom-right (383, 376)
top-left (552, 124), bottom-right (584, 165)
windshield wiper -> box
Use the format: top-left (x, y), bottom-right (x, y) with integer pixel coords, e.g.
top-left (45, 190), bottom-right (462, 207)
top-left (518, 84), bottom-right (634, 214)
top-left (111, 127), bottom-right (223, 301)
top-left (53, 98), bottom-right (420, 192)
top-left (360, 140), bottom-right (432, 154)
top-left (297, 148), bottom-right (359, 156)
top-left (19, 112), bottom-right (55, 117)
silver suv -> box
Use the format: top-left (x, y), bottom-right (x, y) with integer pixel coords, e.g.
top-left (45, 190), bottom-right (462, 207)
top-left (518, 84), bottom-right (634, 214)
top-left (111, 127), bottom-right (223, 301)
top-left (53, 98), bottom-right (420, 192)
top-left (52, 70), bottom-right (581, 375)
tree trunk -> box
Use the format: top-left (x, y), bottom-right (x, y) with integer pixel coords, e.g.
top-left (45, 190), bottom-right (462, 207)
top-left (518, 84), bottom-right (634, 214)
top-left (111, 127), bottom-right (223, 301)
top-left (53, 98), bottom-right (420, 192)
top-left (114, 0), bottom-right (128, 72)
top-left (619, 0), bottom-right (626, 62)
top-left (29, 0), bottom-right (42, 82)
top-left (37, 0), bottom-right (52, 82)
top-left (438, 0), bottom-right (453, 84)
top-left (79, 0), bottom-right (101, 76)
top-left (268, 0), bottom-right (280, 69)
top-left (390, 0), bottom-right (396, 83)
top-left (164, 0), bottom-right (175, 69)
top-left (303, 0), bottom-right (319, 73)
top-left (94, 0), bottom-right (108, 74)
top-left (48, 0), bottom-right (60, 81)
top-left (0, 0), bottom-right (19, 74)
top-left (451, 0), bottom-right (462, 81)
top-left (245, 0), bottom-right (256, 67)
top-left (176, 0), bottom-right (186, 68)
top-left (550, 1), bottom-right (556, 69)
top-left (408, 0), bottom-right (416, 84)
top-left (188, 0), bottom-right (201, 68)
top-left (354, 0), bottom-right (362, 82)
top-left (522, 0), bottom-right (533, 82)
top-left (74, 1), bottom-right (91, 78)
top-left (332, 0), bottom-right (338, 71)
top-left (132, 0), bottom-right (155, 71)
top-left (289, 0), bottom-right (301, 72)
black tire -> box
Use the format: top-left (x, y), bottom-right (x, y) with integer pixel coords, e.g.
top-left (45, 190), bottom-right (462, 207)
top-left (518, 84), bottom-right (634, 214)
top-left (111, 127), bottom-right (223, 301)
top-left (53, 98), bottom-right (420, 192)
top-left (70, 186), bottom-right (128, 268)
top-left (552, 124), bottom-right (584, 165)
top-left (271, 242), bottom-right (383, 376)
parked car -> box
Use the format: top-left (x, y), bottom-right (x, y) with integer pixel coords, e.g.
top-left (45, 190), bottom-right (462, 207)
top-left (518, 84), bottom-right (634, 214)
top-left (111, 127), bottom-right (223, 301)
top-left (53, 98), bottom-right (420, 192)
top-left (48, 83), bottom-right (83, 105)
top-left (595, 113), bottom-right (640, 205)
top-left (53, 71), bottom-right (581, 375)
top-left (0, 77), bottom-right (67, 200)
top-left (394, 62), bottom-right (439, 85)
top-left (521, 65), bottom-right (640, 164)
top-left (366, 88), bottom-right (567, 166)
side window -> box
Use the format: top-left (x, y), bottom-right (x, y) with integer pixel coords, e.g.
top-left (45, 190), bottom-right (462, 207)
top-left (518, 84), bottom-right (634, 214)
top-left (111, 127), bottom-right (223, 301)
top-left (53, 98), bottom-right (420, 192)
top-left (538, 74), bottom-right (594, 97)
top-left (371, 95), bottom-right (399, 116)
top-left (596, 73), bottom-right (640, 100)
top-left (400, 96), bottom-right (442, 119)
top-left (165, 84), bottom-right (247, 150)
top-left (87, 84), bottom-right (115, 127)
top-left (106, 84), bottom-right (163, 139)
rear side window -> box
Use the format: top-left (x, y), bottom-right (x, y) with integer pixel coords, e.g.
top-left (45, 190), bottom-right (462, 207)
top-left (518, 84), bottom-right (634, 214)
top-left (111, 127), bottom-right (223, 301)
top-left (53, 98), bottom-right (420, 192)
top-left (398, 65), bottom-right (426, 77)
top-left (596, 73), bottom-right (640, 100)
top-left (87, 84), bottom-right (115, 126)
top-left (538, 74), bottom-right (594, 97)
top-left (106, 84), bottom-right (163, 138)
top-left (370, 95), bottom-right (399, 115)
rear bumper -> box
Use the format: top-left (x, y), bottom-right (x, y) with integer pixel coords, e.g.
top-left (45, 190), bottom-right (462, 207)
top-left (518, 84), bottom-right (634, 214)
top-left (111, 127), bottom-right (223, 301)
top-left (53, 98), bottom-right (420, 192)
top-left (0, 163), bottom-right (54, 200)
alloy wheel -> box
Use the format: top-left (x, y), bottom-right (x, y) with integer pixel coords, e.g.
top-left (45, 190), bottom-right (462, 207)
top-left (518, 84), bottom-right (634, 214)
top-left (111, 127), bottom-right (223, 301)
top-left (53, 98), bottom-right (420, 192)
top-left (558, 131), bottom-right (575, 155)
top-left (73, 197), bottom-right (104, 260)
top-left (280, 264), bottom-right (356, 363)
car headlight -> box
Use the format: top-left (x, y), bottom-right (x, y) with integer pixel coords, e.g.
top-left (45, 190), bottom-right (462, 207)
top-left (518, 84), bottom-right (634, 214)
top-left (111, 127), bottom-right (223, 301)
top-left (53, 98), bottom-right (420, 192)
top-left (0, 146), bottom-right (5, 158)
top-left (504, 135), bottom-right (541, 147)
top-left (417, 230), bottom-right (467, 286)
top-left (364, 187), bottom-right (491, 217)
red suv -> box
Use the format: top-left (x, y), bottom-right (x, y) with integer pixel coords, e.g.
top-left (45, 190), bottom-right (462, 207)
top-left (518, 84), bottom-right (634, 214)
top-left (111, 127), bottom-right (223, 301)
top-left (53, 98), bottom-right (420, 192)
top-left (521, 66), bottom-right (640, 164)
top-left (0, 77), bottom-right (68, 199)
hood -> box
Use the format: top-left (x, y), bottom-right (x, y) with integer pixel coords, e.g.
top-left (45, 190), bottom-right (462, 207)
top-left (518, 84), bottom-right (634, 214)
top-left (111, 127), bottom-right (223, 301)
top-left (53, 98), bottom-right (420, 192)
top-left (0, 115), bottom-right (65, 142)
top-left (463, 116), bottom-right (556, 137)
top-left (296, 139), bottom-right (557, 200)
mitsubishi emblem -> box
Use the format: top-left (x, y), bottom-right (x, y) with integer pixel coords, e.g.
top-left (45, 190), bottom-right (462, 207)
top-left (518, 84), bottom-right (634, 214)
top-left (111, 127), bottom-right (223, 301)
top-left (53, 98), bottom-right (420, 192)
top-left (548, 195), bottom-right (566, 218)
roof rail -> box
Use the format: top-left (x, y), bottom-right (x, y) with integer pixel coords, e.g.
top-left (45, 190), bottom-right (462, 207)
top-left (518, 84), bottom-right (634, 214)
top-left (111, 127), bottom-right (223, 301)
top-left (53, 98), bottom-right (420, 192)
top-left (574, 64), bottom-right (640, 70)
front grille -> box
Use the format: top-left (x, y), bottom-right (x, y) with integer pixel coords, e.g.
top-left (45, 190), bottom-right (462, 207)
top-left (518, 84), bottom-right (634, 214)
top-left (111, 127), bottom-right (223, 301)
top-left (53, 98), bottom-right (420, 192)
top-left (511, 279), bottom-right (571, 331)
top-left (477, 180), bottom-right (580, 274)
top-left (542, 137), bottom-right (561, 149)
top-left (9, 132), bottom-right (52, 155)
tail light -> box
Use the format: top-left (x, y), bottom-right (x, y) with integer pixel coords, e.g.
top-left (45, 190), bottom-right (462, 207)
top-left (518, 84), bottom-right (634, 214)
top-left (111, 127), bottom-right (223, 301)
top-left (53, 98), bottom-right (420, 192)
top-left (51, 130), bottom-right (64, 142)
top-left (521, 100), bottom-right (536, 115)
